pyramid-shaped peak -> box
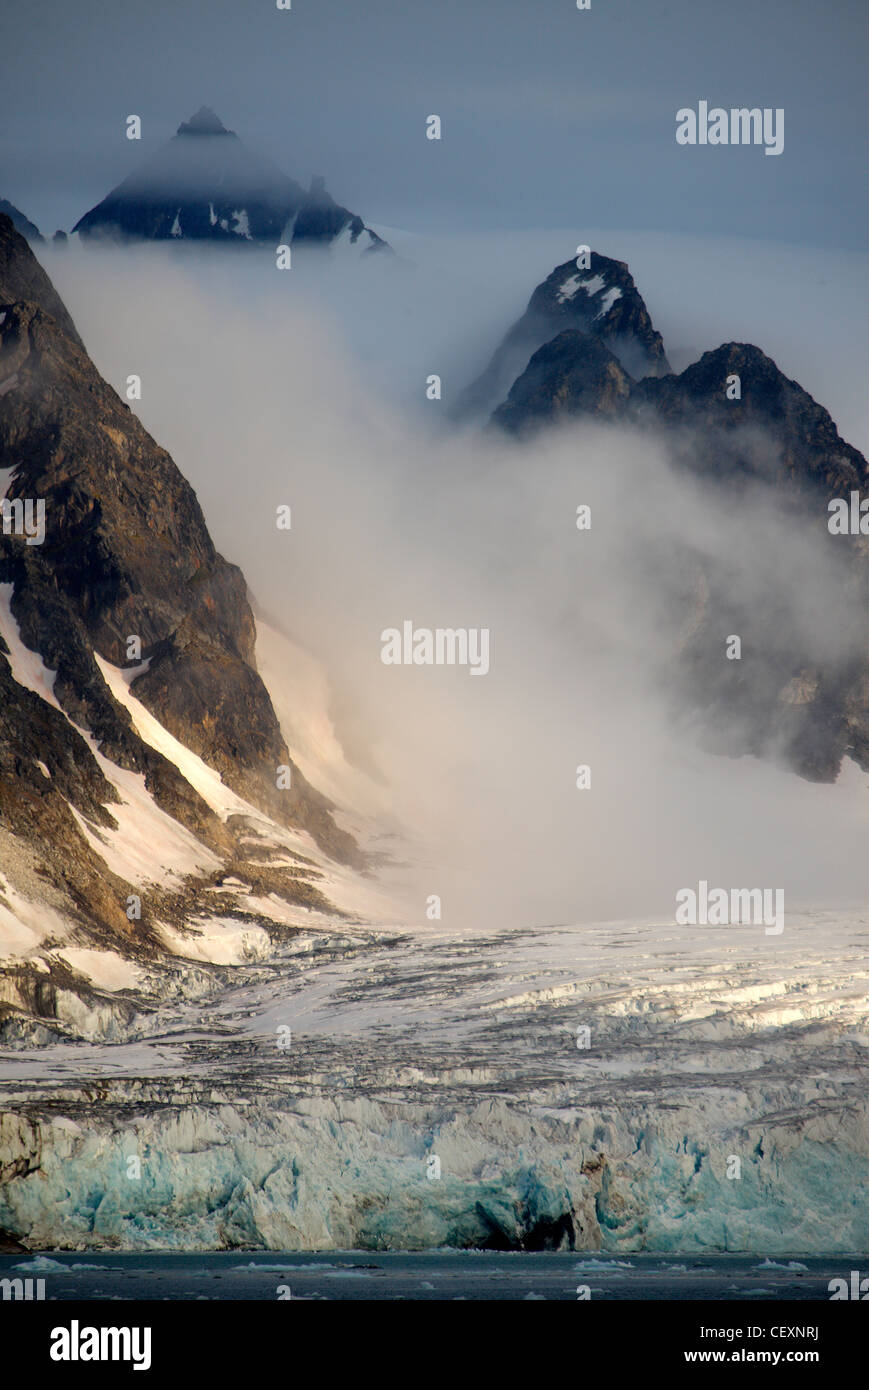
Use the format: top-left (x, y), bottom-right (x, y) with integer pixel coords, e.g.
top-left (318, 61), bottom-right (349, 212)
top-left (176, 106), bottom-right (232, 136)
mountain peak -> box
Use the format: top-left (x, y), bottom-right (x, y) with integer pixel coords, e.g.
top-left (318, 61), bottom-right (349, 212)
top-left (456, 249), bottom-right (670, 422)
top-left (176, 106), bottom-right (232, 136)
top-left (71, 109), bottom-right (388, 253)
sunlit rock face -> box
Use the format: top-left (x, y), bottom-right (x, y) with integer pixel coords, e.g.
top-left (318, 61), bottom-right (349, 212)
top-left (0, 211), bottom-right (366, 1045)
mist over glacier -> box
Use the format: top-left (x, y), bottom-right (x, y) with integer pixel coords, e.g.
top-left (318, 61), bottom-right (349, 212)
top-left (38, 230), bottom-right (869, 931)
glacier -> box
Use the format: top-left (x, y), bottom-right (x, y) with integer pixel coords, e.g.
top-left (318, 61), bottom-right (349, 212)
top-left (1, 913), bottom-right (867, 1253)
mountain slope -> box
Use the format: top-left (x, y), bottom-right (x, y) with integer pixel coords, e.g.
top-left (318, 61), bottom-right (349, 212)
top-left (0, 212), bottom-right (370, 1043)
top-left (71, 107), bottom-right (388, 254)
top-left (0, 201), bottom-right (43, 245)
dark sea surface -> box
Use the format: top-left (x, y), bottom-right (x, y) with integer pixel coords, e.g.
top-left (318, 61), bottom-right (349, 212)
top-left (0, 1251), bottom-right (859, 1300)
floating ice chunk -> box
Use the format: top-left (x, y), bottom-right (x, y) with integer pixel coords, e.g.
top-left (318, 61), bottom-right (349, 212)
top-left (12, 1256), bottom-right (68, 1271)
top-left (755, 1258), bottom-right (810, 1271)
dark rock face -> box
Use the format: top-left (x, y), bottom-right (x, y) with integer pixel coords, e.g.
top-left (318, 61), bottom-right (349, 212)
top-left (0, 211), bottom-right (359, 922)
top-left (458, 251), bottom-right (669, 422)
top-left (292, 176), bottom-right (388, 252)
top-left (491, 330), bottom-right (632, 434)
top-left (0, 200), bottom-right (43, 245)
top-left (630, 346), bottom-right (869, 783)
top-left (71, 107), bottom-right (388, 254)
top-left (498, 334), bottom-right (869, 503)
top-left (631, 343), bottom-right (869, 500)
top-left (0, 220), bottom-right (83, 349)
top-left (484, 262), bottom-right (869, 786)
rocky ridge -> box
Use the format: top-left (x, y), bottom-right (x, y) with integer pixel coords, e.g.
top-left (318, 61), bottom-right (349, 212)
top-left (482, 256), bottom-right (869, 784)
top-left (0, 212), bottom-right (370, 1046)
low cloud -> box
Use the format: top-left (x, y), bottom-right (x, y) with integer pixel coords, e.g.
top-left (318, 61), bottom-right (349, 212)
top-left (41, 231), bottom-right (869, 929)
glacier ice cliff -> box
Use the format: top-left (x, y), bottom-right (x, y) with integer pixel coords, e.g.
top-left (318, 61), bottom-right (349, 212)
top-left (1, 916), bottom-right (867, 1254)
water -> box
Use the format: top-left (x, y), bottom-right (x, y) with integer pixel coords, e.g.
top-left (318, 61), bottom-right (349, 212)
top-left (0, 1251), bottom-right (853, 1301)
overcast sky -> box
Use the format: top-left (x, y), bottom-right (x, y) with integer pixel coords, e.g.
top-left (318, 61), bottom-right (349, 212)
top-left (1, 0), bottom-right (867, 246)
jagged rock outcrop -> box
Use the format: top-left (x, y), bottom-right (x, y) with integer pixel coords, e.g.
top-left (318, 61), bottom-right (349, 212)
top-left (630, 342), bottom-right (869, 500)
top-left (491, 330), bottom-right (633, 434)
top-left (496, 332), bottom-right (869, 506)
top-left (458, 251), bottom-right (669, 422)
top-left (71, 107), bottom-right (388, 254)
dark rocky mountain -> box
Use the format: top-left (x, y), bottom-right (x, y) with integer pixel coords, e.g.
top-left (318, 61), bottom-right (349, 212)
top-left (485, 260), bottom-right (869, 786)
top-left (72, 107), bottom-right (388, 254)
top-left (0, 200), bottom-right (43, 245)
top-left (630, 342), bottom-right (869, 500)
top-left (496, 328), bottom-right (869, 504)
top-left (457, 250), bottom-right (669, 422)
top-left (291, 174), bottom-right (387, 250)
top-left (491, 330), bottom-right (632, 433)
top-left (0, 212), bottom-right (362, 1041)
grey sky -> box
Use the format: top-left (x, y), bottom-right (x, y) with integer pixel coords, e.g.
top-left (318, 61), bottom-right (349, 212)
top-left (1, 0), bottom-right (867, 247)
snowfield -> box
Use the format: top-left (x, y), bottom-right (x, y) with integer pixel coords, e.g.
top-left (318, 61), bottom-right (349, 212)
top-left (1, 911), bottom-right (867, 1253)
